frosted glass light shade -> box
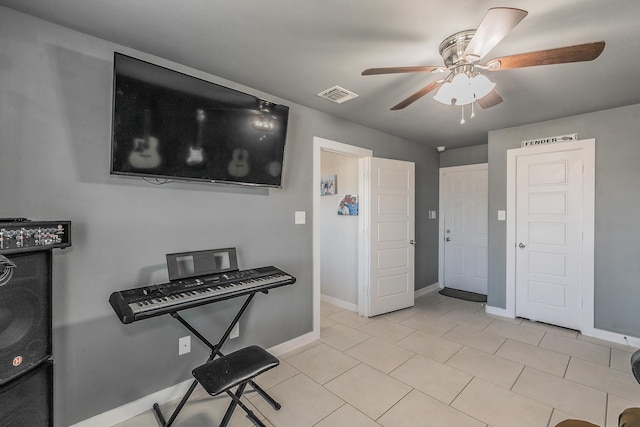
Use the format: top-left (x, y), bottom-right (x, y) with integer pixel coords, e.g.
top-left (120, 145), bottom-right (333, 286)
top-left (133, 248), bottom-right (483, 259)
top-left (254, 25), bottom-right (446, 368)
top-left (434, 72), bottom-right (496, 106)
top-left (470, 74), bottom-right (496, 100)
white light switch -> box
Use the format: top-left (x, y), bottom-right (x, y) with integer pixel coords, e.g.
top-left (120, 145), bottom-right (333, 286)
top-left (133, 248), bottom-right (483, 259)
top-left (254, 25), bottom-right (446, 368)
top-left (498, 210), bottom-right (506, 221)
top-left (295, 211), bottom-right (306, 225)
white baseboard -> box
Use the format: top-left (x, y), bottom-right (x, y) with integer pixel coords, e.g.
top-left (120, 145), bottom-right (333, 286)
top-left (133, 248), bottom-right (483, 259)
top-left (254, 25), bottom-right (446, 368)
top-left (484, 306), bottom-right (640, 348)
top-left (320, 294), bottom-right (357, 312)
top-left (415, 283), bottom-right (440, 298)
top-left (267, 331), bottom-right (319, 357)
top-left (485, 305), bottom-right (514, 318)
top-left (68, 378), bottom-right (194, 427)
top-left (69, 331), bottom-right (319, 427)
top-left (582, 327), bottom-right (640, 348)
top-left (321, 284), bottom-right (439, 312)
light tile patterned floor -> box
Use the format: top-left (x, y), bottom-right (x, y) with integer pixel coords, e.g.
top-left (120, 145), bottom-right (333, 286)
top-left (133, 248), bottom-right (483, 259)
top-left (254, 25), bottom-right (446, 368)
top-left (115, 291), bottom-right (640, 427)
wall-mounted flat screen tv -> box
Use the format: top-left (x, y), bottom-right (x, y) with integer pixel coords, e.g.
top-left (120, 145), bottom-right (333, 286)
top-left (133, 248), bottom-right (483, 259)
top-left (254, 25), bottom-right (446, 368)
top-left (111, 53), bottom-right (289, 188)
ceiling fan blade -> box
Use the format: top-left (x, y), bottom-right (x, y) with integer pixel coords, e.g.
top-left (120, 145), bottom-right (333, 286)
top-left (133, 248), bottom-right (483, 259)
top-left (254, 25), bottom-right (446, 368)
top-left (390, 80), bottom-right (444, 110)
top-left (485, 41), bottom-right (605, 70)
top-left (464, 7), bottom-right (528, 61)
top-left (476, 89), bottom-right (503, 109)
top-left (362, 66), bottom-right (444, 76)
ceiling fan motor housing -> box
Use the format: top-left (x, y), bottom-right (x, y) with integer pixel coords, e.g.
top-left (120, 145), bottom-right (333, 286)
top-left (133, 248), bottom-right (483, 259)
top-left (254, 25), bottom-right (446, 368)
top-left (439, 30), bottom-right (476, 67)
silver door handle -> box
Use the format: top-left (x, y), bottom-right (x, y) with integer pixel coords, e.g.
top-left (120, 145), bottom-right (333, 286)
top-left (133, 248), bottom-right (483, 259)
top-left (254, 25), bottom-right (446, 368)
top-left (518, 242), bottom-right (526, 248)
top-left (445, 237), bottom-right (451, 242)
top-left (410, 240), bottom-right (416, 245)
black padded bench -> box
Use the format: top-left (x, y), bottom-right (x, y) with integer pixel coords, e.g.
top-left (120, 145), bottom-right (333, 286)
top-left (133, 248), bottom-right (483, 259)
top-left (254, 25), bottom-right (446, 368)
top-left (192, 345), bottom-right (281, 427)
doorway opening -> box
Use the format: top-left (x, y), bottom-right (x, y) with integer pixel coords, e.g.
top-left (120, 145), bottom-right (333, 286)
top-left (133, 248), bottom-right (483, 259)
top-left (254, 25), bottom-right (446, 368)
top-left (312, 137), bottom-right (372, 337)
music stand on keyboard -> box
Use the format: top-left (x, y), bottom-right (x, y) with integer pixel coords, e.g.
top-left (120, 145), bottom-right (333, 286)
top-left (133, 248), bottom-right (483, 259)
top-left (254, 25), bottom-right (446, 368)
top-left (151, 248), bottom-right (282, 427)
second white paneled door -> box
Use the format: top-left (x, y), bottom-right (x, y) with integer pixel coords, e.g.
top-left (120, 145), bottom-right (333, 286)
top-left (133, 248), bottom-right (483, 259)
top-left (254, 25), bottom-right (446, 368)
top-left (515, 148), bottom-right (584, 329)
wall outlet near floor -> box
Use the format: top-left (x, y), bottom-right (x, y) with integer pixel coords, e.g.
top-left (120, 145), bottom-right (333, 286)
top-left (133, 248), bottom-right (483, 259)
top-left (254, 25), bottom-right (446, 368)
top-left (230, 323), bottom-right (240, 339)
top-left (178, 335), bottom-right (191, 355)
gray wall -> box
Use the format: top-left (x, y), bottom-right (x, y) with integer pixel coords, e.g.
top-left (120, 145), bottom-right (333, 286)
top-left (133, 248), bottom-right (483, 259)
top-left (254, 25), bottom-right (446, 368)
top-left (0, 7), bottom-right (440, 426)
top-left (439, 144), bottom-right (488, 168)
top-left (487, 103), bottom-right (640, 338)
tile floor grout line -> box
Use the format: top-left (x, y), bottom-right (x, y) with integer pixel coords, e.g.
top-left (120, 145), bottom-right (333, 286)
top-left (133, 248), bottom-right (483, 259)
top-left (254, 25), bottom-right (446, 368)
top-left (371, 385), bottom-right (414, 424)
top-left (446, 375), bottom-right (494, 426)
top-left (509, 364), bottom-right (527, 392)
top-left (310, 402), bottom-right (347, 427)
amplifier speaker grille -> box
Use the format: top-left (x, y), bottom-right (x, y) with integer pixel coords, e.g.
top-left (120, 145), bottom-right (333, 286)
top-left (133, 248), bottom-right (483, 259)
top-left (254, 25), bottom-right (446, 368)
top-left (0, 360), bottom-right (53, 426)
top-left (0, 251), bottom-right (51, 384)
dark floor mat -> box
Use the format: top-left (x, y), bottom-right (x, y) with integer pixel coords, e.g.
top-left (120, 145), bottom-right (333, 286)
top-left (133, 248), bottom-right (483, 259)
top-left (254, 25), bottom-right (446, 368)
top-left (439, 287), bottom-right (487, 303)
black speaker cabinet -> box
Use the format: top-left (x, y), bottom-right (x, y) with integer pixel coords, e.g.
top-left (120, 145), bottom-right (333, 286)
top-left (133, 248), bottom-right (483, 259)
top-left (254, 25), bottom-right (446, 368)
top-left (0, 251), bottom-right (52, 384)
top-left (0, 360), bottom-right (53, 427)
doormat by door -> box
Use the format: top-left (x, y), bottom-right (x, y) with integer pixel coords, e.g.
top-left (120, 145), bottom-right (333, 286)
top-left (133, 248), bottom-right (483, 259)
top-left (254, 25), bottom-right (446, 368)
top-left (439, 287), bottom-right (487, 303)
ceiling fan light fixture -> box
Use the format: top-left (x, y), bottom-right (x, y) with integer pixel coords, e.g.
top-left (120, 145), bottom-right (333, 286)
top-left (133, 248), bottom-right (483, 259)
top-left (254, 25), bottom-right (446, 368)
top-left (433, 70), bottom-right (495, 106)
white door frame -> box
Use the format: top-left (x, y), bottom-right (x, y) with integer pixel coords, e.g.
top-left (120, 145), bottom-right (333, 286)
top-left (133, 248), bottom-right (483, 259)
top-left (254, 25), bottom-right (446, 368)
top-left (505, 139), bottom-right (595, 332)
top-left (438, 163), bottom-right (489, 288)
top-left (313, 137), bottom-right (372, 337)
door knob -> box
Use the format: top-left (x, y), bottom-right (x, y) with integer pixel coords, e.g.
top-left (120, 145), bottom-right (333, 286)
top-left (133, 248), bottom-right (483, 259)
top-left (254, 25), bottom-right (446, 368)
top-left (445, 237), bottom-right (451, 242)
top-left (410, 240), bottom-right (416, 245)
top-left (518, 242), bottom-right (526, 248)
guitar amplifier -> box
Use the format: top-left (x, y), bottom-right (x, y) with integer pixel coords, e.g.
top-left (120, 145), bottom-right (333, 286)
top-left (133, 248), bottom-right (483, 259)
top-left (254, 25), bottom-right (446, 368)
top-left (0, 220), bottom-right (71, 255)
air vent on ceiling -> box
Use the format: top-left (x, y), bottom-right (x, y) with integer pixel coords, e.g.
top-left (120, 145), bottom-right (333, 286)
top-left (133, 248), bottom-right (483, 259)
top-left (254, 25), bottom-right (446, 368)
top-left (317, 86), bottom-right (359, 104)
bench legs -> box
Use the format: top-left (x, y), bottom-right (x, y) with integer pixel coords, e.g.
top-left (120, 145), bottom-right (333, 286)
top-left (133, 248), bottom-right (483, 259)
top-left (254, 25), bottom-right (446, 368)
top-left (154, 345), bottom-right (280, 426)
top-left (153, 379), bottom-right (280, 427)
top-left (249, 379), bottom-right (281, 411)
top-left (221, 383), bottom-right (258, 427)
top-left (152, 380), bottom-right (199, 427)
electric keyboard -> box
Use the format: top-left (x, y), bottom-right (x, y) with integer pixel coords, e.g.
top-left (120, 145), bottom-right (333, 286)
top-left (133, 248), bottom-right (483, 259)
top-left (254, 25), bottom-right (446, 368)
top-left (109, 266), bottom-right (296, 324)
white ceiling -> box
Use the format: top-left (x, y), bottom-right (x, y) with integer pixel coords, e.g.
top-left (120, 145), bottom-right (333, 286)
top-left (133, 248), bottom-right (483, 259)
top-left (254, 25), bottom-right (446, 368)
top-left (2, 0), bottom-right (639, 149)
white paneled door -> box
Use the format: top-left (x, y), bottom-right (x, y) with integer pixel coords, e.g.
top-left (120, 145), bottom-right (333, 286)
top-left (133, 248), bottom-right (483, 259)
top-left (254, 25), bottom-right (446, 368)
top-left (515, 149), bottom-right (584, 330)
top-left (442, 166), bottom-right (488, 295)
top-left (367, 157), bottom-right (415, 317)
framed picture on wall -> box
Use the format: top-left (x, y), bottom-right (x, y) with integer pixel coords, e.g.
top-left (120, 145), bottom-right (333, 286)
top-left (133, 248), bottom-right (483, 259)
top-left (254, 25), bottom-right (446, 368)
top-left (321, 175), bottom-right (337, 196)
top-left (337, 195), bottom-right (358, 216)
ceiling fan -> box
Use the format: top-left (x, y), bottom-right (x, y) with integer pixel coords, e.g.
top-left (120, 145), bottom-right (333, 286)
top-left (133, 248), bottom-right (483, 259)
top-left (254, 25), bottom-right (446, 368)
top-left (362, 7), bottom-right (605, 120)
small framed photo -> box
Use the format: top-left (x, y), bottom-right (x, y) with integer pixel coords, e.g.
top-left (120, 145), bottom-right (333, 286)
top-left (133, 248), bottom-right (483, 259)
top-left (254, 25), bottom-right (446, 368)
top-left (321, 175), bottom-right (337, 196)
top-left (338, 195), bottom-right (358, 216)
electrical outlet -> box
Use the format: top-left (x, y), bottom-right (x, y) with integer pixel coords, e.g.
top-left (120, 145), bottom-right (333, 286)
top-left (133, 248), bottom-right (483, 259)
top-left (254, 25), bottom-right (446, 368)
top-left (178, 336), bottom-right (191, 355)
top-left (230, 323), bottom-right (240, 339)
